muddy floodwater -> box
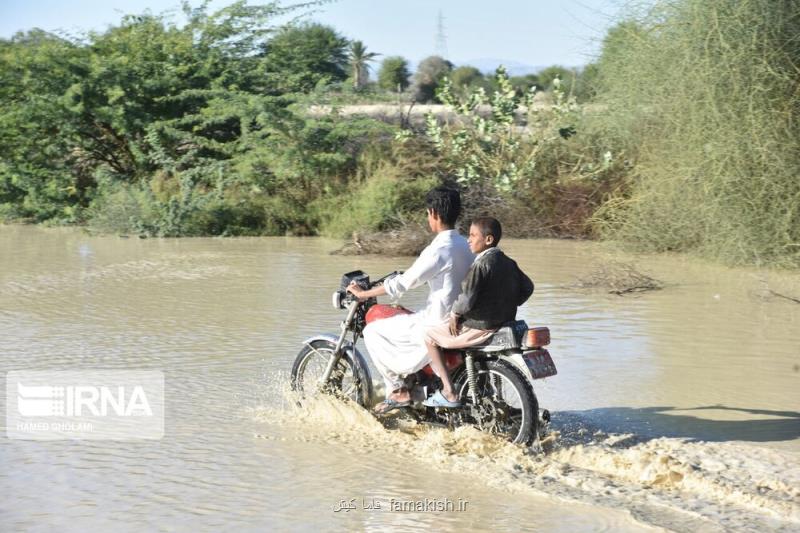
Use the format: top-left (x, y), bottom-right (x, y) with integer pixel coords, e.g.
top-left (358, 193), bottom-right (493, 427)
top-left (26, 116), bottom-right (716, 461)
top-left (1, 225), bottom-right (798, 532)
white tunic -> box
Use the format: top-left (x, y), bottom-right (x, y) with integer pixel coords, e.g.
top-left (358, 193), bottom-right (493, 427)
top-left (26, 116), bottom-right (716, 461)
top-left (363, 230), bottom-right (474, 395)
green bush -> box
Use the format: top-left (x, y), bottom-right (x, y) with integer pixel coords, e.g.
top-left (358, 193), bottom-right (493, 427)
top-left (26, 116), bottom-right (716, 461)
top-left (317, 141), bottom-right (440, 238)
top-left (418, 65), bottom-right (619, 237)
top-left (87, 183), bottom-right (310, 237)
top-left (590, 0), bottom-right (800, 267)
top-left (318, 168), bottom-right (437, 238)
top-left (86, 182), bottom-right (162, 236)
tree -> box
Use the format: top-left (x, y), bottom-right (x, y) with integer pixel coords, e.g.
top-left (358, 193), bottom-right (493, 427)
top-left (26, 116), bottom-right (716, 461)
top-left (449, 66), bottom-right (484, 98)
top-left (0, 29), bottom-right (89, 220)
top-left (0, 2), bottom-right (314, 227)
top-left (537, 65), bottom-right (575, 92)
top-left (262, 23), bottom-right (348, 93)
top-left (411, 55), bottom-right (453, 103)
top-left (377, 56), bottom-right (410, 92)
top-left (450, 66), bottom-right (482, 87)
top-left (349, 40), bottom-right (379, 90)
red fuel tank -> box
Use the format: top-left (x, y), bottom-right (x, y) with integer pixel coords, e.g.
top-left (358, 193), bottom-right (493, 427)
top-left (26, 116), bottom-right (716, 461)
top-left (365, 304), bottom-right (413, 324)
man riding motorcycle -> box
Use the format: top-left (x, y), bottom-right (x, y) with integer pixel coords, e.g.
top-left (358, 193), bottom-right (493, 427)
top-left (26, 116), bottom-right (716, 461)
top-left (346, 186), bottom-right (473, 414)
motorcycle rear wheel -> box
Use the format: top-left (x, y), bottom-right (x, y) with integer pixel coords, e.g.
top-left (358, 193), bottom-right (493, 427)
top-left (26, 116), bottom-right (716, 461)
top-left (290, 339), bottom-right (369, 407)
top-left (452, 359), bottom-right (538, 445)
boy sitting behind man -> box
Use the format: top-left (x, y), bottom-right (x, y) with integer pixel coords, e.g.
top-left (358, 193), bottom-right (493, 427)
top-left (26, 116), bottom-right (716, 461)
top-left (423, 216), bottom-right (534, 407)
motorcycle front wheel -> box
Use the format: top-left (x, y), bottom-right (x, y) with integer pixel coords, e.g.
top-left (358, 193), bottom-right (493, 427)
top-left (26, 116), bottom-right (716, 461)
top-left (290, 339), bottom-right (369, 407)
top-left (452, 358), bottom-right (538, 445)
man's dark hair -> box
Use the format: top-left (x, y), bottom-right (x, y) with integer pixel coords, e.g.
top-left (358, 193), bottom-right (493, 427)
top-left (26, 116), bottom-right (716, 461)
top-left (425, 186), bottom-right (461, 227)
top-left (471, 216), bottom-right (502, 246)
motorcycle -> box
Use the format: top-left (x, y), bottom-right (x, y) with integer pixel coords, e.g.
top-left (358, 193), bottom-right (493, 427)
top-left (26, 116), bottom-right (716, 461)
top-left (290, 270), bottom-right (557, 445)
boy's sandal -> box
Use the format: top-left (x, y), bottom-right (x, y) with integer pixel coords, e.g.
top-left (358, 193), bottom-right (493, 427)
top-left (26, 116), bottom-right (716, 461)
top-left (422, 390), bottom-right (462, 408)
top-left (372, 398), bottom-right (411, 414)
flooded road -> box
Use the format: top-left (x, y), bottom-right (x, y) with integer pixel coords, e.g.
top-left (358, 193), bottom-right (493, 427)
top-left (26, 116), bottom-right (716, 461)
top-left (1, 225), bottom-right (798, 531)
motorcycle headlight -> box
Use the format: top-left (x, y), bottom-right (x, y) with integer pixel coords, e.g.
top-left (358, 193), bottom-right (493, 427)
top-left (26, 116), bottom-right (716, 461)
top-left (332, 290), bottom-right (344, 309)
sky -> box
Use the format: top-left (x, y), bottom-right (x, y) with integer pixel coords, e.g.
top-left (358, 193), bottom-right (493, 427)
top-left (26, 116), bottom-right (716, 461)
top-left (0, 0), bottom-right (627, 68)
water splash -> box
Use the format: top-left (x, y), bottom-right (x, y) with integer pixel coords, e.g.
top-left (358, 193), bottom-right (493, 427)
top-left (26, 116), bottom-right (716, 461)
top-left (250, 383), bottom-right (800, 532)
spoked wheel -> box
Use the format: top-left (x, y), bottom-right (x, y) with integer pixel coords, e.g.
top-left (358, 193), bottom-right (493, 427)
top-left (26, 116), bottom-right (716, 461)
top-left (290, 339), bottom-right (368, 407)
top-left (452, 359), bottom-right (538, 445)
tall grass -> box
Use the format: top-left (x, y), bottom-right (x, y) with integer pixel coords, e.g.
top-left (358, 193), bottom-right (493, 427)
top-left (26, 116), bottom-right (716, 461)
top-left (591, 0), bottom-right (800, 266)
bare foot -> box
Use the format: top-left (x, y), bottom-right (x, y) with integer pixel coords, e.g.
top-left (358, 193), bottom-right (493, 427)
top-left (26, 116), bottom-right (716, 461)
top-left (391, 389), bottom-right (411, 403)
top-left (372, 389), bottom-right (410, 414)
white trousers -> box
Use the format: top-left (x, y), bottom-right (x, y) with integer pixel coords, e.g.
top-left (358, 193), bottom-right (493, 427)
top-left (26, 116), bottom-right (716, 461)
top-left (363, 313), bottom-right (435, 397)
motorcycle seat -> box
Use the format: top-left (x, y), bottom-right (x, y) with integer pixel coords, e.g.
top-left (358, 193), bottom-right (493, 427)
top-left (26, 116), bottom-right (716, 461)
top-left (470, 320), bottom-right (528, 352)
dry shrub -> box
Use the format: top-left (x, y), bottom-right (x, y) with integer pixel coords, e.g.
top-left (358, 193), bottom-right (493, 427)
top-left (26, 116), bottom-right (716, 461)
top-left (574, 261), bottom-right (664, 295)
top-left (331, 222), bottom-right (431, 257)
top-left (458, 160), bottom-right (622, 239)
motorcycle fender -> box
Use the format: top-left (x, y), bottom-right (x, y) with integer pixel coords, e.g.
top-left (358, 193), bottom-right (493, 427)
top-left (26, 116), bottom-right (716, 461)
top-left (302, 334), bottom-right (375, 401)
top-left (500, 351), bottom-right (536, 383)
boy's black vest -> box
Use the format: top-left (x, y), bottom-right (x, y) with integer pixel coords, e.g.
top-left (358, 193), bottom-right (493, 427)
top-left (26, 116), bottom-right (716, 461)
top-left (453, 247), bottom-right (534, 330)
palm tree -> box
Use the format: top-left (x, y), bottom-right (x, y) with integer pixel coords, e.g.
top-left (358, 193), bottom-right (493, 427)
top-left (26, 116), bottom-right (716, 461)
top-left (349, 40), bottom-right (380, 90)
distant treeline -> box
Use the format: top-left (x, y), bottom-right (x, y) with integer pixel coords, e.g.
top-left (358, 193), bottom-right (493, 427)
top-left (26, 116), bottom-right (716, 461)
top-left (1, 0), bottom-right (798, 267)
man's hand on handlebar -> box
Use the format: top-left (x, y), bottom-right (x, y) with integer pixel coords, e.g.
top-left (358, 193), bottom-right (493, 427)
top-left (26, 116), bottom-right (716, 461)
top-left (347, 280), bottom-right (387, 302)
top-left (346, 281), bottom-right (368, 301)
top-left (346, 272), bottom-right (400, 302)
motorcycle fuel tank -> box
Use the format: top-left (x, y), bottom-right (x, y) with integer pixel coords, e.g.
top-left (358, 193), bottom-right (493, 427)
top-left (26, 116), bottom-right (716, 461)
top-left (365, 304), bottom-right (413, 324)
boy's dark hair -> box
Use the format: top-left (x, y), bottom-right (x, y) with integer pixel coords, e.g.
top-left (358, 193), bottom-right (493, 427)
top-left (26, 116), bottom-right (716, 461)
top-left (425, 187), bottom-right (461, 227)
top-left (471, 216), bottom-right (502, 246)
